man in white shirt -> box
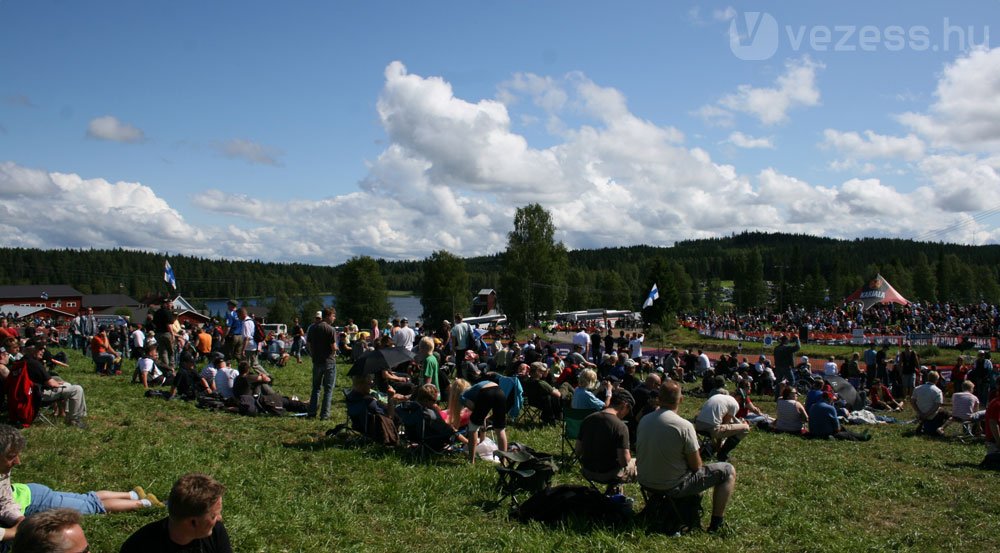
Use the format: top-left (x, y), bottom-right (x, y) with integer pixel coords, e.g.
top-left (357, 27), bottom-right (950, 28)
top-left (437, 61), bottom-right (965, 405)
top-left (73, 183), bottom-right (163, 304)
top-left (214, 358), bottom-right (239, 399)
top-left (572, 328), bottom-right (591, 359)
top-left (911, 370), bottom-right (949, 436)
top-left (393, 318), bottom-right (416, 351)
top-left (697, 350), bottom-right (712, 375)
top-left (629, 333), bottom-right (644, 361)
top-left (823, 356), bottom-right (839, 377)
top-left (694, 376), bottom-right (750, 462)
top-left (129, 324), bottom-right (146, 359)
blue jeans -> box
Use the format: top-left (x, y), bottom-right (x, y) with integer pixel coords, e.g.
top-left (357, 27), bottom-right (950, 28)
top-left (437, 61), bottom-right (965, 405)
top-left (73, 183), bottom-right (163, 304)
top-left (25, 483), bottom-right (106, 515)
top-left (94, 352), bottom-right (115, 374)
top-left (309, 359), bottom-right (337, 419)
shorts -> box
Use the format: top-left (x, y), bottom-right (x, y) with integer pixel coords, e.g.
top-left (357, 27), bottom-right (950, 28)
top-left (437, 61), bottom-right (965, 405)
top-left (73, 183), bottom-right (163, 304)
top-left (668, 462), bottom-right (735, 499)
top-left (25, 484), bottom-right (107, 516)
top-left (468, 385), bottom-right (507, 430)
top-left (902, 373), bottom-right (916, 389)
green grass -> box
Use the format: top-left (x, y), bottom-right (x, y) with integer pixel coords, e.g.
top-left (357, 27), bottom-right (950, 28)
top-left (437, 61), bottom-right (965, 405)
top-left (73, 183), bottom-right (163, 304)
top-left (18, 347), bottom-right (1000, 552)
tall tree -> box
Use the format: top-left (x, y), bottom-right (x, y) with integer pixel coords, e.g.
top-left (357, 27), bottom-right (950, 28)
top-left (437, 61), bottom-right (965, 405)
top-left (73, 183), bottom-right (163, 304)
top-left (499, 204), bottom-right (568, 328)
top-left (335, 256), bottom-right (392, 324)
top-left (912, 252), bottom-right (937, 302)
top-left (734, 249), bottom-right (767, 310)
top-left (266, 293), bottom-right (296, 326)
top-left (420, 250), bottom-right (470, 330)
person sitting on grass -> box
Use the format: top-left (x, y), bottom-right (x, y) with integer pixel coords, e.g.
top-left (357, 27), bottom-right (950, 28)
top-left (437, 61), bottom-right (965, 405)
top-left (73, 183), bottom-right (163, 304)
top-left (167, 352), bottom-right (209, 400)
top-left (213, 357), bottom-right (239, 400)
top-left (734, 377), bottom-right (764, 422)
top-left (951, 380), bottom-right (984, 433)
top-left (774, 386), bottom-right (808, 435)
top-left (576, 389), bottom-right (637, 495)
top-left (911, 370), bottom-right (950, 437)
top-left (23, 340), bottom-right (87, 429)
top-left (136, 343), bottom-right (166, 389)
top-left (411, 384), bottom-right (466, 449)
top-left (91, 325), bottom-right (120, 375)
top-left (572, 369), bottom-right (612, 410)
top-left (694, 377), bottom-right (750, 462)
top-left (523, 362), bottom-right (562, 424)
top-left (868, 378), bottom-right (902, 411)
top-left (266, 334), bottom-right (290, 367)
top-left (637, 380), bottom-right (736, 533)
top-left (120, 473), bottom-right (232, 553)
top-left (808, 391), bottom-right (871, 441)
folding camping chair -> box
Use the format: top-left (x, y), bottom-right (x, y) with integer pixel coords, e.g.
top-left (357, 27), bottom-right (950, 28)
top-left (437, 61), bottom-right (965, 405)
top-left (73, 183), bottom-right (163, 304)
top-left (494, 449), bottom-right (557, 506)
top-left (640, 485), bottom-right (704, 535)
top-left (560, 407), bottom-right (599, 467)
top-left (395, 401), bottom-right (463, 461)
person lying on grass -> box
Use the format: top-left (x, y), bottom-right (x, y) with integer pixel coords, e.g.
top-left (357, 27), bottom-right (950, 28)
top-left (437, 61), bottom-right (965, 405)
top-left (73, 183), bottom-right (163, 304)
top-left (0, 425), bottom-right (161, 541)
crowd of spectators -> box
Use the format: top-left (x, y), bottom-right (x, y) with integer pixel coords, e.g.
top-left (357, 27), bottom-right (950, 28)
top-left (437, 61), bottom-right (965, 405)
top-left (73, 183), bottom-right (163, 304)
top-left (681, 302), bottom-right (999, 339)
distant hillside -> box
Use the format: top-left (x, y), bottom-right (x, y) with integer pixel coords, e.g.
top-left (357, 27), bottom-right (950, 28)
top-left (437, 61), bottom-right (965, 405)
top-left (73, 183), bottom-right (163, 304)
top-left (2, 232), bottom-right (998, 309)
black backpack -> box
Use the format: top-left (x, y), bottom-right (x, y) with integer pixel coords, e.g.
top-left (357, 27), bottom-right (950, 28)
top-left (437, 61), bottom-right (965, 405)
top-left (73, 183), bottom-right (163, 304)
top-left (253, 321), bottom-right (266, 345)
top-left (513, 485), bottom-right (631, 526)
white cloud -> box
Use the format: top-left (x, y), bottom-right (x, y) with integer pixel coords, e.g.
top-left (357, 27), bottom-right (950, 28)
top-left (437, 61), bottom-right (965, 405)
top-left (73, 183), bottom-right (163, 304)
top-left (713, 7), bottom-right (736, 22)
top-left (214, 139), bottom-right (283, 166)
top-left (86, 115), bottom-right (146, 143)
top-left (821, 129), bottom-right (925, 160)
top-left (712, 57), bottom-right (823, 125)
top-left (898, 47), bottom-right (1000, 152)
top-left (726, 131), bottom-right (774, 149)
top-left (0, 161), bottom-right (207, 252)
top-left (692, 104), bottom-right (734, 128)
top-left (6, 61), bottom-right (998, 263)
top-left (917, 153), bottom-right (1000, 212)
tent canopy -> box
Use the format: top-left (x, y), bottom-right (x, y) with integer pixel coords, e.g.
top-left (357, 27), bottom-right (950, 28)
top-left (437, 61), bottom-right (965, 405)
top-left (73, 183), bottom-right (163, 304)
top-left (844, 274), bottom-right (909, 310)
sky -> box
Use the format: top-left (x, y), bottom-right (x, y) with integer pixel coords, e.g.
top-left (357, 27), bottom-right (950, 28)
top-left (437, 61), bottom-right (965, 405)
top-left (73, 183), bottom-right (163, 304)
top-left (2, 1), bottom-right (999, 265)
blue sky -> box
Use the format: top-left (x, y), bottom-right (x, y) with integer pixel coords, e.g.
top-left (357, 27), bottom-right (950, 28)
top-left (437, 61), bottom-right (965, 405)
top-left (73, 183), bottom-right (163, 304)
top-left (2, 1), bottom-right (998, 263)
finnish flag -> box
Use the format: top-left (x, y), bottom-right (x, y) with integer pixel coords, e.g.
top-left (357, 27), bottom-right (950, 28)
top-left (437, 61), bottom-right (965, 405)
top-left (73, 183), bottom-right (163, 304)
top-left (643, 283), bottom-right (659, 308)
top-left (163, 260), bottom-right (177, 290)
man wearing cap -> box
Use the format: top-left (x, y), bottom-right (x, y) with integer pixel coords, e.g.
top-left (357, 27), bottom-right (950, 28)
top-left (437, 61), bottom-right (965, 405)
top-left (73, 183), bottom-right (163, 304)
top-left (576, 389), bottom-right (637, 494)
top-left (393, 318), bottom-right (415, 352)
top-left (306, 308), bottom-right (337, 420)
top-left (638, 381), bottom-right (736, 533)
top-left (224, 300), bottom-right (244, 361)
top-left (24, 341), bottom-right (88, 428)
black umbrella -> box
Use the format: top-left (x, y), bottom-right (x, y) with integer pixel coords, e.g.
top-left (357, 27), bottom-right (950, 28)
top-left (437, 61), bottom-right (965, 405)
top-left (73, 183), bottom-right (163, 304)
top-left (825, 375), bottom-right (864, 411)
top-left (347, 346), bottom-right (415, 377)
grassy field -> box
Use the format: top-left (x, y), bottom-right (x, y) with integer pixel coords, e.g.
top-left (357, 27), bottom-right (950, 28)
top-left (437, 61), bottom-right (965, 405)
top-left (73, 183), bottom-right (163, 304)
top-left (17, 347), bottom-right (999, 552)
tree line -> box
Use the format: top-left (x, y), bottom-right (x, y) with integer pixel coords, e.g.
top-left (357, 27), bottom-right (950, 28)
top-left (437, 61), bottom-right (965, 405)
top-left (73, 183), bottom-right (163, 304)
top-left (3, 215), bottom-right (999, 329)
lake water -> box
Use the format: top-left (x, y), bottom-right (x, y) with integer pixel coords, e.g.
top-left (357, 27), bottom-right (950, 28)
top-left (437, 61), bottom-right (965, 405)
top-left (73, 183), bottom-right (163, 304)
top-left (203, 294), bottom-right (423, 322)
